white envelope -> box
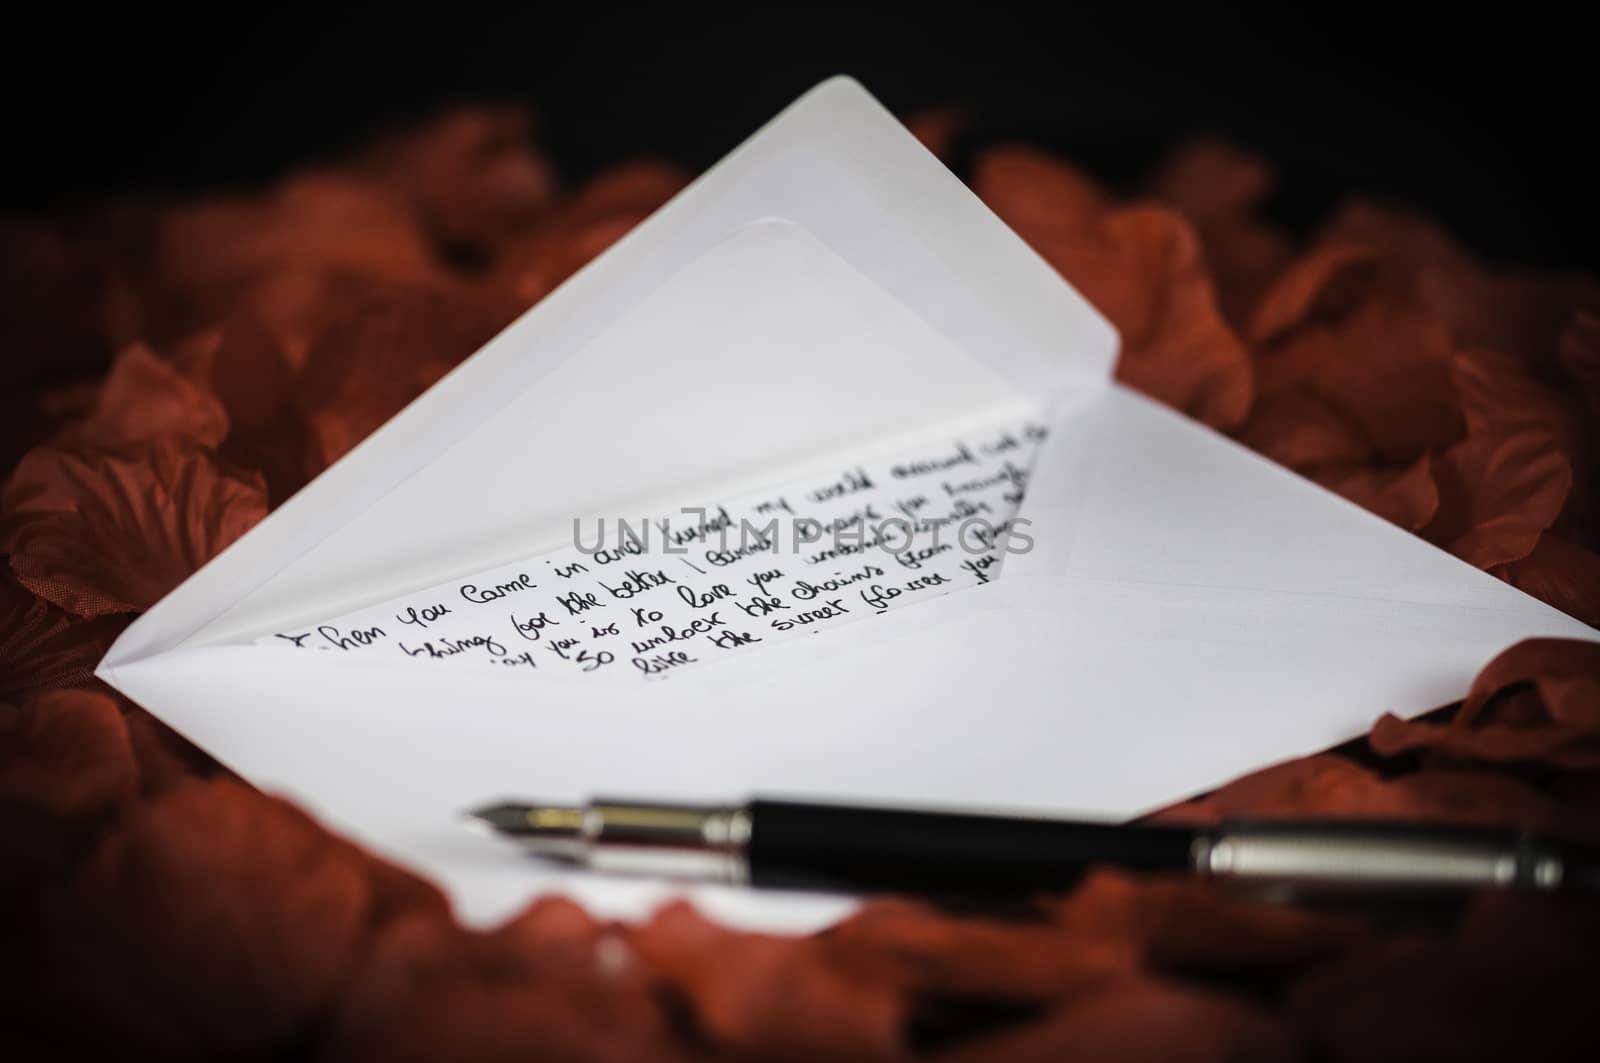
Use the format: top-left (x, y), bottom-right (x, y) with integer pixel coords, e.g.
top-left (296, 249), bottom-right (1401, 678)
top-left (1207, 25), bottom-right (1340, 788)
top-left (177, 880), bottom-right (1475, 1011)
top-left (98, 78), bottom-right (1596, 935)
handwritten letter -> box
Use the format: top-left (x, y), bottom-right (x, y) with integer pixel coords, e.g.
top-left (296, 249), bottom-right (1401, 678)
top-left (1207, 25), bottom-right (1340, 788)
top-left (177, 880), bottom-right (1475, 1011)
top-left (261, 420), bottom-right (1046, 681)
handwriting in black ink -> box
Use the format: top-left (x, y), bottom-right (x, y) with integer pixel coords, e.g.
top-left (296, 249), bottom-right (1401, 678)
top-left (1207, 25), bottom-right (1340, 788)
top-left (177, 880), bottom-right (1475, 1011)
top-left (592, 539), bottom-right (644, 565)
top-left (736, 594), bottom-right (789, 617)
top-left (789, 565), bottom-right (884, 600)
top-left (890, 443), bottom-right (977, 479)
top-left (960, 555), bottom-right (999, 584)
top-left (459, 573), bottom-right (536, 604)
top-left (598, 568), bottom-right (676, 600)
top-left (629, 613), bottom-right (725, 654)
top-left (895, 494), bottom-right (929, 518)
top-left (633, 651), bottom-right (696, 676)
top-left (807, 467), bottom-right (874, 503)
top-left (400, 634), bottom-right (506, 658)
top-left (860, 583), bottom-right (901, 611)
top-left (397, 603), bottom-right (453, 629)
top-left (710, 629), bottom-right (763, 649)
top-left (575, 648), bottom-right (615, 672)
top-left (319, 624), bottom-right (385, 650)
top-left (704, 526), bottom-right (775, 567)
top-left (511, 610), bottom-right (560, 641)
top-left (770, 598), bottom-right (850, 632)
top-left (896, 543), bottom-right (952, 570)
top-left (746, 568), bottom-right (783, 596)
top-left (676, 582), bottom-right (734, 609)
top-left (556, 590), bottom-right (604, 616)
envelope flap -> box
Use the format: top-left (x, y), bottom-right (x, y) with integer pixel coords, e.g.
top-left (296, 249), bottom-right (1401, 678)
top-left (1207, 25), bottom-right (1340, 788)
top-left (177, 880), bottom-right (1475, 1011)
top-left (176, 219), bottom-right (1038, 647)
top-left (102, 77), bottom-right (1118, 668)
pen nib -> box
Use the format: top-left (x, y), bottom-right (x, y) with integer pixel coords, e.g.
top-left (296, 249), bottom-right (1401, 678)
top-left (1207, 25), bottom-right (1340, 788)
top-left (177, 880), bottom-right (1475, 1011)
top-left (463, 801), bottom-right (588, 861)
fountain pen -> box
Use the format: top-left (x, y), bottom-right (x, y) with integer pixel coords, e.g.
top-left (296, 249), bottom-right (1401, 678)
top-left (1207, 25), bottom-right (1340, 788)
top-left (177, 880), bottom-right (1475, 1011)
top-left (465, 796), bottom-right (1599, 896)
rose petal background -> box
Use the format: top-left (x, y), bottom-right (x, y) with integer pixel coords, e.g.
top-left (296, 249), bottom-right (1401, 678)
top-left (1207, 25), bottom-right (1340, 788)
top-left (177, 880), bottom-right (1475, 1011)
top-left (2, 109), bottom-right (1597, 1059)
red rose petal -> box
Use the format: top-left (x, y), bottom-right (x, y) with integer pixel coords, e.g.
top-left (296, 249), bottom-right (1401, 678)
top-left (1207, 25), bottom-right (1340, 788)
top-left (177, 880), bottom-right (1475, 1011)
top-left (1247, 241), bottom-right (1380, 347)
top-left (0, 689), bottom-right (139, 956)
top-left (1027, 225), bottom-right (1253, 424)
top-left (974, 146), bottom-right (1108, 238)
top-left (0, 574), bottom-right (125, 701)
top-left (328, 900), bottom-right (677, 1063)
top-left (1368, 638), bottom-right (1600, 772)
top-left (120, 704), bottom-right (220, 798)
top-left (1235, 391), bottom-right (1373, 472)
top-left (157, 174), bottom-right (448, 364)
top-left (291, 288), bottom-right (502, 473)
top-left (60, 342), bottom-right (229, 452)
top-left (828, 895), bottom-right (1135, 1001)
top-left (3, 438), bottom-right (268, 616)
top-left (39, 779), bottom-right (387, 1057)
top-left (290, 286), bottom-right (502, 473)
top-left (1147, 139), bottom-right (1294, 324)
top-left (1256, 295), bottom-right (1463, 465)
top-left (976, 150), bottom-right (1253, 428)
top-left (1045, 869), bottom-right (1366, 975)
top-left (905, 107), bottom-right (969, 161)
top-left (1369, 712), bottom-right (1600, 772)
top-left (174, 315), bottom-right (294, 433)
top-left (0, 688), bottom-right (137, 825)
top-left (628, 900), bottom-right (903, 1058)
top-left (1323, 200), bottom-right (1600, 365)
top-left (162, 174), bottom-right (442, 301)
top-left (1494, 533), bottom-right (1600, 627)
top-left (1450, 348), bottom-right (1592, 531)
top-left (1313, 454), bottom-right (1440, 533)
top-left (1451, 349), bottom-right (1584, 445)
top-left (1097, 207), bottom-right (1255, 429)
top-left (173, 316), bottom-right (311, 503)
top-left (1459, 638), bottom-right (1600, 727)
top-left (1425, 430), bottom-right (1571, 569)
top-left (489, 160), bottom-right (689, 313)
top-left (1149, 140), bottom-right (1273, 224)
top-left (358, 105), bottom-right (557, 258)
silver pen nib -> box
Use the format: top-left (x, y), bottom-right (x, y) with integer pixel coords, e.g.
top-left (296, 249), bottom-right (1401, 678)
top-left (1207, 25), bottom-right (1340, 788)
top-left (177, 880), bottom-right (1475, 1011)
top-left (463, 801), bottom-right (590, 861)
top-left (464, 798), bottom-right (752, 882)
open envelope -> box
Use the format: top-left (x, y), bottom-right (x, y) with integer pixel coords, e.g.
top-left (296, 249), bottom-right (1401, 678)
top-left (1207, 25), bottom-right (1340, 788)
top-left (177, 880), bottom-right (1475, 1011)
top-left (98, 78), bottom-right (1596, 934)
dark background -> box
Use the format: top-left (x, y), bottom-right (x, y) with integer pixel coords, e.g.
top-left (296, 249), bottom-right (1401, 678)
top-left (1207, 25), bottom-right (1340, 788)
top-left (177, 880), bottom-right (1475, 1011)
top-left (7, 5), bottom-right (1593, 270)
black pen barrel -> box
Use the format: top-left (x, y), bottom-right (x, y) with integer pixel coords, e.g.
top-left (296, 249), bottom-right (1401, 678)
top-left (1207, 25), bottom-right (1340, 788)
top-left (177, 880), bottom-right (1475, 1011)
top-left (745, 799), bottom-right (1194, 894)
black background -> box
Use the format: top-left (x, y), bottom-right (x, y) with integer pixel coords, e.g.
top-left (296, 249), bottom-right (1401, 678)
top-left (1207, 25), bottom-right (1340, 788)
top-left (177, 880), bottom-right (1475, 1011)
top-left (7, 5), bottom-right (1593, 269)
